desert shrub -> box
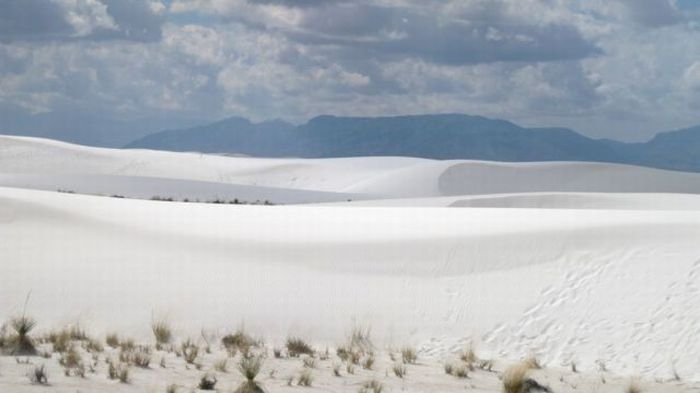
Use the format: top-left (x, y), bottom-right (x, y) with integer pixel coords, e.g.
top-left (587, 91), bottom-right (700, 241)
top-left (346, 362), bottom-right (355, 374)
top-left (166, 384), bottom-right (179, 393)
top-left (214, 358), bottom-right (228, 372)
top-left (121, 346), bottom-right (152, 368)
top-left (59, 345), bottom-right (84, 376)
top-left (29, 364), bottom-right (49, 385)
top-left (332, 362), bottom-right (342, 376)
top-left (48, 329), bottom-right (71, 353)
top-left (298, 369), bottom-right (313, 387)
top-left (349, 326), bottom-right (373, 354)
top-left (454, 364), bottom-right (469, 378)
top-left (401, 346), bottom-right (417, 364)
top-left (180, 339), bottom-right (199, 364)
top-left (503, 363), bottom-right (532, 393)
top-left (198, 373), bottom-right (217, 390)
top-left (444, 362), bottom-right (454, 375)
top-left (6, 316), bottom-right (37, 355)
top-left (461, 346), bottom-right (478, 364)
top-left (84, 337), bottom-right (104, 353)
top-left (234, 355), bottom-right (265, 393)
top-left (302, 355), bottom-right (317, 368)
top-left (152, 319), bottom-right (173, 349)
top-left (358, 379), bottom-right (384, 393)
top-left (105, 333), bottom-right (120, 348)
top-left (626, 380), bottom-right (642, 393)
top-left (107, 360), bottom-right (130, 383)
top-left (287, 337), bottom-right (314, 357)
top-left (393, 362), bottom-right (407, 378)
top-left (222, 328), bottom-right (257, 356)
top-left (362, 353), bottom-right (375, 370)
top-left (273, 347), bottom-right (282, 358)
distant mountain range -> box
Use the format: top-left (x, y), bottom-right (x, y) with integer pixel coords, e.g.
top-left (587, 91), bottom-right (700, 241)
top-left (123, 114), bottom-right (700, 173)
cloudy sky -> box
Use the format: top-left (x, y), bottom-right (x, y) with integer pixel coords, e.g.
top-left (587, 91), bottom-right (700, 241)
top-left (1, 0), bottom-right (700, 141)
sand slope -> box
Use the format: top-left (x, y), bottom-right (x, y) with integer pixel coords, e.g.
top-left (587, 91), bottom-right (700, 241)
top-left (2, 187), bottom-right (700, 381)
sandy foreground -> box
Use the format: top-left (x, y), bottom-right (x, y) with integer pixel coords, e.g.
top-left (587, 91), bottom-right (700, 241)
top-left (2, 136), bottom-right (700, 391)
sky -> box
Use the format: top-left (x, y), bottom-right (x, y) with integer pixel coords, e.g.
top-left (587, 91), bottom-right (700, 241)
top-left (1, 0), bottom-right (700, 141)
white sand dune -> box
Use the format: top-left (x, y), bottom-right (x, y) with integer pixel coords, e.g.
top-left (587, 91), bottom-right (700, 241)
top-left (320, 192), bottom-right (700, 210)
top-left (2, 187), bottom-right (700, 381)
top-left (5, 136), bottom-right (700, 202)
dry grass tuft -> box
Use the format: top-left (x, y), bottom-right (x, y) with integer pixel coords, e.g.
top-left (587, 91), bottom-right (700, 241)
top-left (461, 346), bottom-right (478, 364)
top-left (120, 346), bottom-right (152, 368)
top-left (105, 333), bottom-right (120, 348)
top-left (222, 328), bottom-right (258, 357)
top-left (454, 363), bottom-right (469, 378)
top-left (298, 368), bottom-right (314, 387)
top-left (28, 364), bottom-right (49, 385)
top-left (332, 362), bottom-right (342, 376)
top-left (362, 352), bottom-right (375, 370)
top-left (214, 358), bottom-right (228, 372)
top-left (287, 337), bottom-right (314, 357)
top-left (358, 379), bottom-right (385, 393)
top-left (152, 319), bottom-right (173, 349)
top-left (502, 362), bottom-right (551, 393)
top-left (444, 362), bottom-right (454, 375)
top-left (59, 345), bottom-right (85, 376)
top-left (401, 346), bottom-right (417, 364)
top-left (393, 362), bottom-right (407, 378)
top-left (180, 338), bottom-right (199, 364)
top-left (302, 355), bottom-right (317, 368)
top-left (166, 384), bottom-right (179, 393)
top-left (107, 359), bottom-right (130, 383)
top-left (523, 356), bottom-right (542, 370)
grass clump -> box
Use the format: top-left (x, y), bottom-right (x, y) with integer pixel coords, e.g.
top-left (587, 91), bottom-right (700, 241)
top-left (180, 338), bottom-right (199, 364)
top-left (502, 362), bottom-right (551, 393)
top-left (222, 328), bottom-right (258, 357)
top-left (120, 346), bottom-right (152, 368)
top-left (362, 352), bottom-right (375, 370)
top-left (29, 364), bottom-right (49, 385)
top-left (214, 358), bottom-right (228, 372)
top-left (393, 362), bottom-right (407, 378)
top-left (107, 359), bottom-right (130, 383)
top-left (152, 319), bottom-right (173, 350)
top-left (359, 379), bottom-right (385, 393)
top-left (302, 355), bottom-right (317, 368)
top-left (59, 345), bottom-right (85, 377)
top-left (234, 355), bottom-right (265, 393)
top-left (401, 346), bottom-right (417, 364)
top-left (105, 333), bottom-right (120, 348)
top-left (298, 368), bottom-right (314, 387)
top-left (287, 337), bottom-right (314, 357)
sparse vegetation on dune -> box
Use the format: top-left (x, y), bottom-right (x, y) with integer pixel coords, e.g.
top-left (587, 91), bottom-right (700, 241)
top-left (401, 346), bottom-right (417, 364)
top-left (222, 327), bottom-right (259, 357)
top-left (393, 362), bottom-right (407, 378)
top-left (287, 337), bottom-right (314, 357)
top-left (198, 373), bottom-right (218, 390)
top-left (502, 362), bottom-right (551, 393)
top-left (180, 338), bottom-right (199, 364)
